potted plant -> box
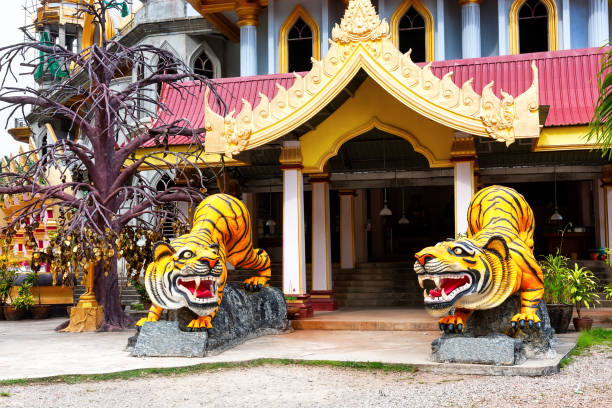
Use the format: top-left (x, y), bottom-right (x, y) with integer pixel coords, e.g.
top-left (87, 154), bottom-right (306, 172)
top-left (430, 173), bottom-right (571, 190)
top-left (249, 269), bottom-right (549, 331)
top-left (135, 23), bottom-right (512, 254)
top-left (5, 280), bottom-right (34, 320)
top-left (131, 279), bottom-right (151, 310)
top-left (26, 272), bottom-right (51, 319)
top-left (541, 252), bottom-right (573, 333)
top-left (0, 267), bottom-right (15, 320)
top-left (566, 264), bottom-right (600, 331)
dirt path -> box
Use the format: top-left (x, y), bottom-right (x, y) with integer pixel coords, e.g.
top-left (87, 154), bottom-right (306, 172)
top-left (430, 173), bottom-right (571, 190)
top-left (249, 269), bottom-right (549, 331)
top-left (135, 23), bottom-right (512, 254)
top-left (1, 348), bottom-right (611, 408)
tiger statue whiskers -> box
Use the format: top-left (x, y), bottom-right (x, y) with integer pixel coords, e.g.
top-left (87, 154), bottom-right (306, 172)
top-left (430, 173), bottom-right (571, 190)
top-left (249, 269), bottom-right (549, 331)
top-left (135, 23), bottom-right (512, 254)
top-left (136, 194), bottom-right (271, 332)
top-left (414, 185), bottom-right (544, 334)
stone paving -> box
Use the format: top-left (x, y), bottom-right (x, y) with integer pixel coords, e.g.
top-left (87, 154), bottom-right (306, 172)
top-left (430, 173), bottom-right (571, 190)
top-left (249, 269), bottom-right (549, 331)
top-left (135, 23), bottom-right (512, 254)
top-left (0, 317), bottom-right (579, 380)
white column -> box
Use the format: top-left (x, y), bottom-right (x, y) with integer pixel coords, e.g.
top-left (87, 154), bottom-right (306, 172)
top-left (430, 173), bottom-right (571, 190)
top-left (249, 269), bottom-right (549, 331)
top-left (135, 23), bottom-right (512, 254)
top-left (594, 177), bottom-right (606, 248)
top-left (460, 0), bottom-right (481, 58)
top-left (498, 0), bottom-right (508, 55)
top-left (454, 161), bottom-right (475, 237)
top-left (281, 142), bottom-right (306, 295)
top-left (436, 0), bottom-right (446, 61)
top-left (310, 176), bottom-right (332, 291)
top-left (240, 25), bottom-right (258, 76)
top-left (267, 0), bottom-right (275, 74)
top-left (588, 0), bottom-right (609, 47)
top-left (605, 185), bottom-right (612, 249)
top-left (562, 0), bottom-right (571, 50)
top-left (353, 189), bottom-right (368, 263)
top-left (339, 190), bottom-right (356, 269)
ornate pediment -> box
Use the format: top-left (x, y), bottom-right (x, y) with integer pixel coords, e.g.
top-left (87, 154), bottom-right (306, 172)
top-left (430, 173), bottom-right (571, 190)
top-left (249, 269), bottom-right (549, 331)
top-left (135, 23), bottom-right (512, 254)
top-left (205, 0), bottom-right (540, 157)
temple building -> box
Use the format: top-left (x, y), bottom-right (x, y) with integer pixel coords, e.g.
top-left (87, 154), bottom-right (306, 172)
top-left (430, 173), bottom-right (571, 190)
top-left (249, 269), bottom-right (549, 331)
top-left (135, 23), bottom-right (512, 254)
top-left (11, 0), bottom-right (612, 316)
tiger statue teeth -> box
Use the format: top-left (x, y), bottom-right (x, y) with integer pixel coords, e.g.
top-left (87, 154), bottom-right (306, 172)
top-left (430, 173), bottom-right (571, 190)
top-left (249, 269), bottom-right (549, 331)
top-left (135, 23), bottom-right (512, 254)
top-left (414, 185), bottom-right (545, 334)
top-left (136, 194), bottom-right (272, 332)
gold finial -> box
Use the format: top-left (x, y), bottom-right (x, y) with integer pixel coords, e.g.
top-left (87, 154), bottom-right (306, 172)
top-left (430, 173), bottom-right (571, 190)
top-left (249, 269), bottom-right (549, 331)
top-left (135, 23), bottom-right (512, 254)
top-left (331, 0), bottom-right (389, 44)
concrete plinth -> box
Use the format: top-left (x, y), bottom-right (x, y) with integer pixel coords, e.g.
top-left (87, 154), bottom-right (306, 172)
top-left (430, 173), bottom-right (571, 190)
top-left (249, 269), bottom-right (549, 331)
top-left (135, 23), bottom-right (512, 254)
top-left (432, 333), bottom-right (525, 366)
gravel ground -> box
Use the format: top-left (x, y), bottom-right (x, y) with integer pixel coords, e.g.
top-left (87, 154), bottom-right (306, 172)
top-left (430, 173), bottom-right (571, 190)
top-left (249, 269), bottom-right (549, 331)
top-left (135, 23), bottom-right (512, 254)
top-left (1, 347), bottom-right (611, 408)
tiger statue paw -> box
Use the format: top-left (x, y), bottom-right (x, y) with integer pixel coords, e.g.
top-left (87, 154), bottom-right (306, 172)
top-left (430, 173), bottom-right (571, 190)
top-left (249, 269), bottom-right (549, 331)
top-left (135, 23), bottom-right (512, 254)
top-left (187, 316), bottom-right (213, 332)
top-left (135, 305), bottom-right (163, 331)
top-left (438, 309), bottom-right (472, 333)
top-left (142, 194), bottom-right (272, 333)
top-left (511, 310), bottom-right (542, 331)
top-left (415, 186), bottom-right (545, 334)
top-left (243, 275), bottom-right (270, 291)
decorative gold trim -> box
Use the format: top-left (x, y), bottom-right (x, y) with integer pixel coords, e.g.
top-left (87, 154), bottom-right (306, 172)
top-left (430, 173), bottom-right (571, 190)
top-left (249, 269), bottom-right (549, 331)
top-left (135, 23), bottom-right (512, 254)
top-left (7, 127), bottom-right (32, 144)
top-left (202, 13), bottom-right (240, 43)
top-left (235, 0), bottom-right (262, 27)
top-left (390, 0), bottom-right (435, 62)
top-left (451, 136), bottom-right (477, 160)
top-left (279, 5), bottom-right (321, 73)
top-left (509, 0), bottom-right (558, 54)
top-left (309, 117), bottom-right (449, 173)
top-left (205, 0), bottom-right (540, 157)
top-left (458, 0), bottom-right (482, 6)
top-left (279, 142), bottom-right (303, 165)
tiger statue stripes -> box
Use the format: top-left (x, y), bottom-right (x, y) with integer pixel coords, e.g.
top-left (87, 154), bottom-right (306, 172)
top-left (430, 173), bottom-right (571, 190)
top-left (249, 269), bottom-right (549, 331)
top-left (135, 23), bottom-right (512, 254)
top-left (136, 194), bottom-right (271, 332)
top-left (414, 185), bottom-right (544, 333)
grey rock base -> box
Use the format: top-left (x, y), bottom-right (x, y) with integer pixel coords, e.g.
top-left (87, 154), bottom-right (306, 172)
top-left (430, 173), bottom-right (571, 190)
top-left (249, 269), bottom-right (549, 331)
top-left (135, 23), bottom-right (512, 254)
top-left (131, 284), bottom-right (290, 357)
top-left (432, 333), bottom-right (525, 365)
top-left (431, 295), bottom-right (556, 365)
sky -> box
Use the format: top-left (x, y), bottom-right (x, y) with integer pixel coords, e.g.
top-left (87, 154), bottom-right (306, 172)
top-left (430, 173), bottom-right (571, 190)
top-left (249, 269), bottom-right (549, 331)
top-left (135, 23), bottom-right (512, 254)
top-left (0, 0), bottom-right (35, 157)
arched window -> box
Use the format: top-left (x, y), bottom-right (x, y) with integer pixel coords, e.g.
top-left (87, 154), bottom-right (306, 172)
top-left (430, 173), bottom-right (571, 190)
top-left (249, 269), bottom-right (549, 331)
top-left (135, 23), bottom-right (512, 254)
top-left (194, 51), bottom-right (215, 78)
top-left (391, 0), bottom-right (434, 62)
top-left (518, 0), bottom-right (548, 53)
top-left (509, 0), bottom-right (558, 54)
top-left (279, 5), bottom-right (320, 73)
top-left (398, 7), bottom-right (426, 62)
top-left (287, 18), bottom-right (313, 72)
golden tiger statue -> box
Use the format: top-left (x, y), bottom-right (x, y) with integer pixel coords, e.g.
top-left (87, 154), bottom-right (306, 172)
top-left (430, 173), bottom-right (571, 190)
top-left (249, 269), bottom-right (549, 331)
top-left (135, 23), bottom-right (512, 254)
top-left (136, 194), bottom-right (271, 332)
top-left (414, 185), bottom-right (544, 333)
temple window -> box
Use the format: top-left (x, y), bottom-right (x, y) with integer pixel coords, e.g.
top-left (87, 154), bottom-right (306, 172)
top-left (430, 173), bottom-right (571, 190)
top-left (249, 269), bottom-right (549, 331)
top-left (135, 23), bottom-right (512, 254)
top-left (287, 18), bottom-right (313, 73)
top-left (398, 6), bottom-right (426, 62)
top-left (194, 51), bottom-right (215, 78)
top-left (279, 5), bottom-right (320, 73)
top-left (156, 59), bottom-right (177, 96)
top-left (518, 0), bottom-right (548, 53)
top-left (510, 0), bottom-right (558, 54)
top-left (391, 0), bottom-right (434, 62)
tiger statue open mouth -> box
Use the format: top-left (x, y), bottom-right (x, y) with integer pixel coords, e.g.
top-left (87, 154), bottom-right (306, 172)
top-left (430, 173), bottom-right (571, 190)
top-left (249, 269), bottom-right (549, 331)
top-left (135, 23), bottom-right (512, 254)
top-left (136, 194), bottom-right (272, 332)
top-left (414, 185), bottom-right (545, 334)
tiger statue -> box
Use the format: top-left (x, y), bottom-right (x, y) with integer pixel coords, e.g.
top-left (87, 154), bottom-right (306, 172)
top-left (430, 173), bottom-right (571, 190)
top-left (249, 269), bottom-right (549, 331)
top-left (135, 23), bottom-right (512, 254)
top-left (136, 194), bottom-right (271, 332)
top-left (414, 185), bottom-right (544, 333)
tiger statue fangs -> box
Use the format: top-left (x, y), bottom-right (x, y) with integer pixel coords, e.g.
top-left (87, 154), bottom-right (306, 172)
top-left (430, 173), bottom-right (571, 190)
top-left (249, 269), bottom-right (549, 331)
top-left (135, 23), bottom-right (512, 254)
top-left (414, 185), bottom-right (545, 334)
top-left (136, 194), bottom-right (271, 332)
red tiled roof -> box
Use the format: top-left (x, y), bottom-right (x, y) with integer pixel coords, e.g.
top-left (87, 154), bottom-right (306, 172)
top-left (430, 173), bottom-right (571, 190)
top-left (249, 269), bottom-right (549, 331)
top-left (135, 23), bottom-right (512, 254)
top-left (150, 47), bottom-right (605, 146)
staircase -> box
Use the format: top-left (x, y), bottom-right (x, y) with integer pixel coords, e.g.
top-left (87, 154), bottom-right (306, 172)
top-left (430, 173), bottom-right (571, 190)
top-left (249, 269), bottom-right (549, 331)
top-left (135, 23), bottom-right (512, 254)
top-left (332, 262), bottom-right (422, 308)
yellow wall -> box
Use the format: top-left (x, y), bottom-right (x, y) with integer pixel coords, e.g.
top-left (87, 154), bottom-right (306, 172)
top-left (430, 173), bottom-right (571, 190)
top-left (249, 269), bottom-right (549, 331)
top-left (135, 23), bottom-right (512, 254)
top-left (533, 126), bottom-right (597, 151)
top-left (300, 77), bottom-right (454, 173)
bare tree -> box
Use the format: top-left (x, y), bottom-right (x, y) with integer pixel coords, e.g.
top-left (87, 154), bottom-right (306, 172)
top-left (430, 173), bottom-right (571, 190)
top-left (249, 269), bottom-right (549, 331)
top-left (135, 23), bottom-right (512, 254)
top-left (0, 0), bottom-right (226, 330)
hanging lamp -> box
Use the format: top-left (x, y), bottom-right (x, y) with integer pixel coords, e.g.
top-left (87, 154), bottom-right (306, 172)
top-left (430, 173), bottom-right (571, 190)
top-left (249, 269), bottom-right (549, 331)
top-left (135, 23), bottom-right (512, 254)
top-left (398, 188), bottom-right (409, 224)
top-left (379, 137), bottom-right (392, 216)
top-left (265, 186), bottom-right (277, 234)
top-left (550, 167), bottom-right (563, 222)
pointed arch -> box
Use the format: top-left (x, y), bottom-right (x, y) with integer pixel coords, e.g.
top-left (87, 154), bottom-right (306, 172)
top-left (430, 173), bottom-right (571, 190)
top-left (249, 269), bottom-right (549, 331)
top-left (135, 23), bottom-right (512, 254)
top-left (189, 41), bottom-right (222, 79)
top-left (278, 5), bottom-right (321, 73)
top-left (390, 0), bottom-right (434, 62)
top-left (509, 0), bottom-right (558, 54)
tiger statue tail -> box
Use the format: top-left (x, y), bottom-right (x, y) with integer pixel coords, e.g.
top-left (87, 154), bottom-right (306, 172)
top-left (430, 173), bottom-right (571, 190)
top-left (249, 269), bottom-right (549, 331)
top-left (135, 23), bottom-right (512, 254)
top-left (137, 194), bottom-right (272, 332)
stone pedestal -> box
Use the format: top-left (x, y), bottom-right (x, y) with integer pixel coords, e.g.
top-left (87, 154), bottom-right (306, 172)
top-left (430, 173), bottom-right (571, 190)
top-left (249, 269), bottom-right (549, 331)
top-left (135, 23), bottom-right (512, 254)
top-left (130, 284), bottom-right (289, 357)
top-left (431, 295), bottom-right (556, 365)
top-left (61, 305), bottom-right (103, 332)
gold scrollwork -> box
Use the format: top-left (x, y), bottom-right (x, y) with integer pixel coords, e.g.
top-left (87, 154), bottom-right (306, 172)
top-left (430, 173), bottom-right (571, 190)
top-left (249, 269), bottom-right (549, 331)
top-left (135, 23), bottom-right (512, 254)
top-left (204, 0), bottom-right (540, 156)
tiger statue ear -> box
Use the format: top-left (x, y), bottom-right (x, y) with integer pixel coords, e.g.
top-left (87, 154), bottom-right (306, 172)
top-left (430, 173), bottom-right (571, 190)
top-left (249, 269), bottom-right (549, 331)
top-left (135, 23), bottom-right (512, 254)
top-left (484, 235), bottom-right (509, 261)
top-left (153, 241), bottom-right (175, 262)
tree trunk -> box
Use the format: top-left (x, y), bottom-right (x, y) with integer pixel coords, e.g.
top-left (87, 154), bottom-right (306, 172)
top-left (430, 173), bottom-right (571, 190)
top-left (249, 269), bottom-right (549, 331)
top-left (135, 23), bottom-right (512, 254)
top-left (94, 258), bottom-right (134, 331)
